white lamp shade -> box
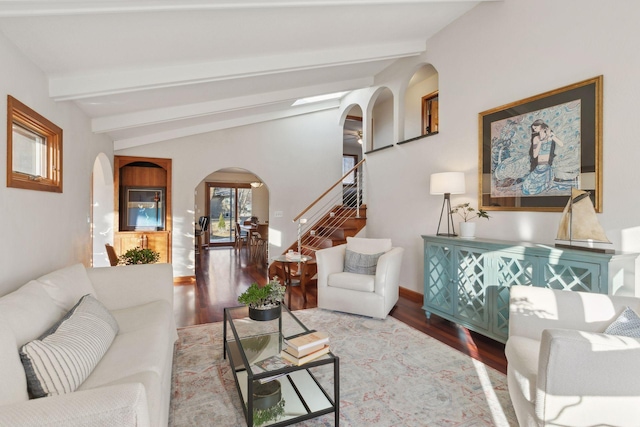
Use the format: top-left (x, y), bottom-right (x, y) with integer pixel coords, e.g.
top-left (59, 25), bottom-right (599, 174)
top-left (430, 172), bottom-right (466, 195)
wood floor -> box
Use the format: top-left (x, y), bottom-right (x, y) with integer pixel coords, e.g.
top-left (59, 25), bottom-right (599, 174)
top-left (173, 246), bottom-right (507, 374)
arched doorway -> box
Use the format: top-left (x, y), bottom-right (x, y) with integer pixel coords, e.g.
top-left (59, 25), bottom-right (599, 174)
top-left (342, 105), bottom-right (363, 206)
top-left (195, 168), bottom-right (269, 247)
top-left (91, 153), bottom-right (114, 267)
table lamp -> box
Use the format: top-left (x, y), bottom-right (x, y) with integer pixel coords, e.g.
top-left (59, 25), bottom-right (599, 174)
top-left (430, 172), bottom-right (466, 236)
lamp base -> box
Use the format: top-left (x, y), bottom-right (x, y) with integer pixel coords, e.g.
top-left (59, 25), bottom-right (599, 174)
top-left (435, 193), bottom-right (457, 237)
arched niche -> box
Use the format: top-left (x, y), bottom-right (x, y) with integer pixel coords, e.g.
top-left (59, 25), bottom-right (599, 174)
top-left (369, 87), bottom-right (394, 151)
top-left (403, 63), bottom-right (439, 140)
top-left (194, 167), bottom-right (269, 248)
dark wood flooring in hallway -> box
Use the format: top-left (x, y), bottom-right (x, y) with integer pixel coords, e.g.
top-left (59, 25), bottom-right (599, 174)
top-left (173, 246), bottom-right (507, 374)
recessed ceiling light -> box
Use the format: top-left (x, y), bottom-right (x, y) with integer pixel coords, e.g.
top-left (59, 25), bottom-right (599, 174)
top-left (292, 91), bottom-right (348, 106)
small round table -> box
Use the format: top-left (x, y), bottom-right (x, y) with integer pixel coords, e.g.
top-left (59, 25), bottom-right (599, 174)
top-left (272, 254), bottom-right (313, 307)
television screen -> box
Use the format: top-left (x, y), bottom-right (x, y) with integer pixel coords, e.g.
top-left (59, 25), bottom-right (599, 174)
top-left (125, 187), bottom-right (165, 230)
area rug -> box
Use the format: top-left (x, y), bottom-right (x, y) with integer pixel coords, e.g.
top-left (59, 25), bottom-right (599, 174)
top-left (169, 309), bottom-right (517, 426)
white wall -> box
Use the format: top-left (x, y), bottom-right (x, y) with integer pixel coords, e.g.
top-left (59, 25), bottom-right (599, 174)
top-left (252, 185), bottom-right (269, 223)
top-left (0, 33), bottom-right (113, 293)
top-left (116, 109), bottom-right (342, 278)
top-left (353, 0), bottom-right (640, 293)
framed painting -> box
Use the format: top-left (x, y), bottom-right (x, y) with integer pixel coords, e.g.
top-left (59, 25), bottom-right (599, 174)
top-left (479, 76), bottom-right (603, 212)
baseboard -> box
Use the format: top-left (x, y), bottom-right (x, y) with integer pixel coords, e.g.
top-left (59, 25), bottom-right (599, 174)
top-left (174, 275), bottom-right (195, 285)
top-left (399, 286), bottom-right (422, 304)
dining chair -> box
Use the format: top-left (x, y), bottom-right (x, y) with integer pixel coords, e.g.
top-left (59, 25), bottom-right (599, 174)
top-left (234, 222), bottom-right (248, 251)
top-left (195, 216), bottom-right (209, 254)
top-left (105, 244), bottom-right (119, 266)
top-left (252, 223), bottom-right (269, 263)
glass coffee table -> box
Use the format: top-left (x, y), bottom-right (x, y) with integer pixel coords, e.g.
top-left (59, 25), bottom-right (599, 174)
top-left (223, 305), bottom-right (339, 426)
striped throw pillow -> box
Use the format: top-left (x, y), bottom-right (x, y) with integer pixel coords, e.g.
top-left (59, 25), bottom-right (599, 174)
top-left (19, 294), bottom-right (119, 398)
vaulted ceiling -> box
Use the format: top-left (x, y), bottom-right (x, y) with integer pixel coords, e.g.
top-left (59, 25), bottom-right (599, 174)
top-left (0, 1), bottom-right (493, 150)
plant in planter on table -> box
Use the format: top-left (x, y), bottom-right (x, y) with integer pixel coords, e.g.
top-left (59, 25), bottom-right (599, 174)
top-left (450, 203), bottom-right (490, 239)
top-left (238, 277), bottom-right (286, 321)
top-left (118, 247), bottom-right (161, 265)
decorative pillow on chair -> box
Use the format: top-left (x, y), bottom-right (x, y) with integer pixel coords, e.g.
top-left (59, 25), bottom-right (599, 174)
top-left (604, 306), bottom-right (640, 338)
top-left (344, 249), bottom-right (385, 275)
top-left (19, 294), bottom-right (119, 399)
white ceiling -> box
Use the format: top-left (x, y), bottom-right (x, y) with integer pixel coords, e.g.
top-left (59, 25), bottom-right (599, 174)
top-left (0, 0), bottom-right (491, 149)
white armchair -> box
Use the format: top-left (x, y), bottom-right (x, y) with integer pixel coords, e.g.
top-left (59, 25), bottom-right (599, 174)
top-left (506, 285), bottom-right (640, 426)
top-left (315, 237), bottom-right (404, 319)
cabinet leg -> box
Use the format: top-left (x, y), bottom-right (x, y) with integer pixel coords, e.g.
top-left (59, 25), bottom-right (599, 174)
top-left (425, 311), bottom-right (431, 320)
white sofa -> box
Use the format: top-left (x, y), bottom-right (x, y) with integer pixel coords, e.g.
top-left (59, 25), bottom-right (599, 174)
top-left (0, 263), bottom-right (178, 427)
top-left (316, 237), bottom-right (404, 319)
top-left (506, 285), bottom-right (640, 427)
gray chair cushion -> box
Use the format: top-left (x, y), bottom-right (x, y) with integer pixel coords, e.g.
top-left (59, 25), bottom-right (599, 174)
top-left (344, 249), bottom-right (384, 275)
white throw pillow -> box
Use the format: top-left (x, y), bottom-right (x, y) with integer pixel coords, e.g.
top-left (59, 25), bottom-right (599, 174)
top-left (604, 306), bottom-right (640, 338)
top-left (19, 294), bottom-right (119, 399)
top-left (37, 263), bottom-right (97, 312)
top-left (0, 314), bottom-right (29, 405)
top-left (346, 237), bottom-right (392, 254)
top-left (0, 280), bottom-right (65, 347)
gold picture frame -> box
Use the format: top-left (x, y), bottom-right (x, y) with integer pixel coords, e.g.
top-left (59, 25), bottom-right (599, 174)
top-left (479, 76), bottom-right (603, 212)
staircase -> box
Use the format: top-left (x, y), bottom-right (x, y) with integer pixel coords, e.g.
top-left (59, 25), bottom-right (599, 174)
top-left (268, 160), bottom-right (366, 286)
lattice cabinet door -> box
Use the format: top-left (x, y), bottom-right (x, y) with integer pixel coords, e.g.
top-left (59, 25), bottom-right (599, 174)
top-left (424, 242), bottom-right (455, 316)
top-left (492, 253), bottom-right (537, 341)
top-left (542, 259), bottom-right (603, 293)
top-left (454, 246), bottom-right (489, 330)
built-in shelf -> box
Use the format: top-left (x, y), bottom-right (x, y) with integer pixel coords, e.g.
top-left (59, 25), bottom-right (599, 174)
top-left (397, 131), bottom-right (439, 146)
top-left (364, 144), bottom-right (394, 155)
top-left (114, 155), bottom-right (172, 263)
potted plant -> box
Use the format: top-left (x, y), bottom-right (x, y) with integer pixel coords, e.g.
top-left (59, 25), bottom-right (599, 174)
top-left (253, 393), bottom-right (285, 427)
top-left (118, 247), bottom-right (161, 265)
top-left (238, 278), bottom-right (286, 321)
top-left (450, 203), bottom-right (490, 239)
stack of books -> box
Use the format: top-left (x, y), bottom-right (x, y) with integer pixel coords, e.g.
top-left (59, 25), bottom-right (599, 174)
top-left (281, 331), bottom-right (330, 365)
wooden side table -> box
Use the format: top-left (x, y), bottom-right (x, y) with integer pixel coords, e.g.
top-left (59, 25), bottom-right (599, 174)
top-left (272, 254), bottom-right (313, 307)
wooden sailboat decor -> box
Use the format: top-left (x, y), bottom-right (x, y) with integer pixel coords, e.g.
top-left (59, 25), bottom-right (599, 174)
top-left (555, 188), bottom-right (614, 253)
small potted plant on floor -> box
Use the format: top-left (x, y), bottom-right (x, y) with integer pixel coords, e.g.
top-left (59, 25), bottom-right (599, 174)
top-left (238, 277), bottom-right (286, 321)
top-left (450, 203), bottom-right (490, 239)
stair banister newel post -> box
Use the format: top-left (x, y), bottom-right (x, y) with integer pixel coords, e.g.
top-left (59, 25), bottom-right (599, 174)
top-left (297, 218), bottom-right (307, 255)
top-left (356, 164), bottom-right (361, 219)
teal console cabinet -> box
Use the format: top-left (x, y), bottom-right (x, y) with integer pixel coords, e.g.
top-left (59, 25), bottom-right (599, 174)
top-left (422, 235), bottom-right (638, 343)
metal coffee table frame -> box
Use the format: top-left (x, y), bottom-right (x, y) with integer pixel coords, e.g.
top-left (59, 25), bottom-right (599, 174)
top-left (223, 305), bottom-right (340, 426)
